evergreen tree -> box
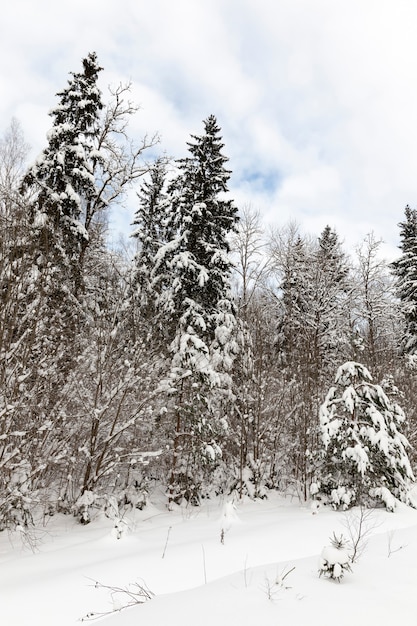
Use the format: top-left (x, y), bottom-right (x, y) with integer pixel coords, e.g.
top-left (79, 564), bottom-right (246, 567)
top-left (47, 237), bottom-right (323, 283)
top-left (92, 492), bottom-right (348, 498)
top-left (156, 115), bottom-right (238, 336)
top-left (315, 361), bottom-right (415, 511)
top-left (152, 115), bottom-right (239, 502)
top-left (11, 53), bottom-right (106, 394)
top-left (313, 225), bottom-right (351, 379)
top-left (129, 158), bottom-right (169, 342)
top-left (391, 205), bottom-right (417, 354)
top-left (21, 52), bottom-right (103, 287)
top-left (277, 233), bottom-right (311, 364)
top-left (275, 224), bottom-right (351, 378)
top-left (274, 226), bottom-right (352, 497)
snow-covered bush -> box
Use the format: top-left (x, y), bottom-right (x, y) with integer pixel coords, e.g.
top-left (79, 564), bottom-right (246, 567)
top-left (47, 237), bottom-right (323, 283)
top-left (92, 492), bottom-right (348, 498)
top-left (74, 490), bottom-right (96, 525)
top-left (0, 461), bottom-right (34, 530)
top-left (319, 533), bottom-right (352, 582)
top-left (314, 361), bottom-right (415, 510)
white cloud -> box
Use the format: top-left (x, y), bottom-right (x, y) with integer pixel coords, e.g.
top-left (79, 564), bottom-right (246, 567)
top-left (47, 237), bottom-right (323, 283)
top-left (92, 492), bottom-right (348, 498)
top-left (2, 0), bottom-right (417, 256)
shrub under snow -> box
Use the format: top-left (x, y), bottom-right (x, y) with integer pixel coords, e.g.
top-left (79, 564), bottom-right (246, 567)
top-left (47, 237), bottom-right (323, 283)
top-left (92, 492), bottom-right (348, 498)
top-left (314, 361), bottom-right (415, 511)
top-left (319, 533), bottom-right (352, 582)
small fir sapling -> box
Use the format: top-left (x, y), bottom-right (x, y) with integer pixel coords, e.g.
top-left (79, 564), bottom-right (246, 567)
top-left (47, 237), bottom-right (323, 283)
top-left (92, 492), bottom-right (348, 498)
top-left (319, 533), bottom-right (352, 582)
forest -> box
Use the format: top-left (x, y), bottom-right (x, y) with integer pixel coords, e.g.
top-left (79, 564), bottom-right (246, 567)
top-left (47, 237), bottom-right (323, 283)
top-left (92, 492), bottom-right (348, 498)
top-left (0, 52), bottom-right (416, 532)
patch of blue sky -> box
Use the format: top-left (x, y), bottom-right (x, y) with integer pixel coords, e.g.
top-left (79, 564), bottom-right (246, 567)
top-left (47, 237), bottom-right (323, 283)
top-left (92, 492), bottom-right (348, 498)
top-left (239, 169), bottom-right (281, 195)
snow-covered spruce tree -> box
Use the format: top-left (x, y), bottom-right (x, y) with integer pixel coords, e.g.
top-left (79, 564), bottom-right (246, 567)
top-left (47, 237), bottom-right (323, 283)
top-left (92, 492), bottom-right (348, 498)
top-left (310, 225), bottom-right (352, 381)
top-left (389, 207), bottom-right (417, 469)
top-left (12, 52), bottom-right (103, 383)
top-left (272, 225), bottom-right (352, 499)
top-left (151, 115), bottom-right (239, 503)
top-left (0, 56), bottom-right (105, 529)
top-left (21, 52), bottom-right (103, 292)
top-left (319, 533), bottom-right (352, 582)
top-left (59, 65), bottom-right (159, 519)
top-left (271, 228), bottom-right (315, 497)
top-left (314, 361), bottom-right (415, 511)
top-left (20, 53), bottom-right (156, 290)
top-left (129, 158), bottom-right (170, 344)
top-left (391, 205), bottom-right (417, 355)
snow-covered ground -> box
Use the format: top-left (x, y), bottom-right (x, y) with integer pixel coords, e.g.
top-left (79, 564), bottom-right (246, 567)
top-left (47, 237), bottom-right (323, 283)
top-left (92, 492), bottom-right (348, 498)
top-left (1, 490), bottom-right (417, 626)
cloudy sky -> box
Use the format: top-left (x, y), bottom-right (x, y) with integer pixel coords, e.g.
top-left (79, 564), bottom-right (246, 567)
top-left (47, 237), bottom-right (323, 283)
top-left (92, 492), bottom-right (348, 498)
top-left (2, 0), bottom-right (417, 259)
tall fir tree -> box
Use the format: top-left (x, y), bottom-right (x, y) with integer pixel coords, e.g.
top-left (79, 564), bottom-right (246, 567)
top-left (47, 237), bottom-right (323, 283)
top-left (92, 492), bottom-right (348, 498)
top-left (129, 158), bottom-right (169, 343)
top-left (274, 225), bottom-right (352, 497)
top-left (313, 225), bottom-right (351, 377)
top-left (151, 115), bottom-right (239, 502)
top-left (391, 205), bottom-right (417, 354)
top-left (0, 55), bottom-right (106, 528)
top-left (12, 52), bottom-right (106, 392)
top-left (155, 115), bottom-right (238, 337)
top-left (277, 233), bottom-right (311, 364)
top-left (277, 226), bottom-right (351, 382)
top-left (21, 52), bottom-right (104, 289)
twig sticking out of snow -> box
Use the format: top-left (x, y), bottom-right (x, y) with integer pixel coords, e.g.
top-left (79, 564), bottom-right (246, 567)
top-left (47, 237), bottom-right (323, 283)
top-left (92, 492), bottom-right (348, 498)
top-left (162, 525), bottom-right (172, 559)
top-left (342, 506), bottom-right (381, 562)
top-left (387, 530), bottom-right (407, 558)
top-left (263, 565), bottom-right (296, 600)
top-left (80, 578), bottom-right (154, 621)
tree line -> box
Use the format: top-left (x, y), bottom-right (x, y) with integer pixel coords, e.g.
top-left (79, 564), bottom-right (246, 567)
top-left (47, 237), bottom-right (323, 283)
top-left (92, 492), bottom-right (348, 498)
top-left (0, 53), bottom-right (415, 529)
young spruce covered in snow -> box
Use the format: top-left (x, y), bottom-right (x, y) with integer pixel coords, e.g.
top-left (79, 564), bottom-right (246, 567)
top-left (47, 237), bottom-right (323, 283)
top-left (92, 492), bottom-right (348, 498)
top-left (314, 361), bottom-right (415, 511)
top-left (319, 533), bottom-right (352, 582)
